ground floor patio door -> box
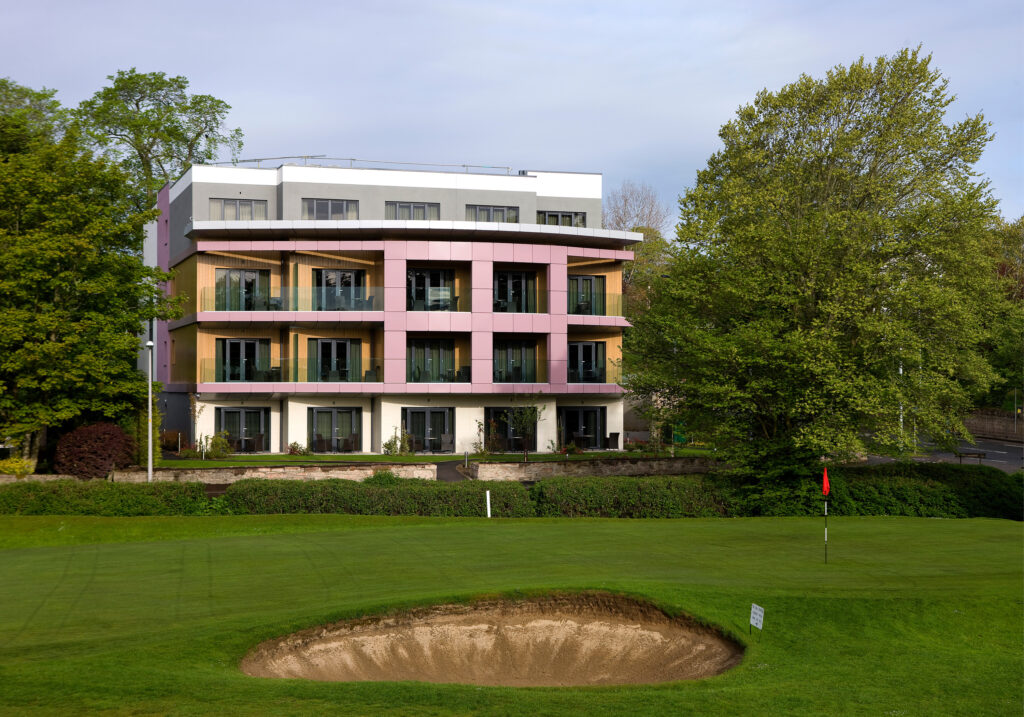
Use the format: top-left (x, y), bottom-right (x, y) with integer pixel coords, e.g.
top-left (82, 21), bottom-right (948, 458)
top-left (558, 407), bottom-right (605, 449)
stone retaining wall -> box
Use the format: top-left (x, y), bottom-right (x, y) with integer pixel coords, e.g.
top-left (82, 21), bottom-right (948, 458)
top-left (0, 473), bottom-right (76, 484)
top-left (111, 464), bottom-right (437, 483)
top-left (966, 410), bottom-right (1023, 442)
top-left (2, 465), bottom-right (437, 484)
top-left (470, 456), bottom-right (715, 481)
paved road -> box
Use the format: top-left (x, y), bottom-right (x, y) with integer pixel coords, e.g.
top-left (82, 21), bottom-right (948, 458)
top-left (865, 437), bottom-right (1024, 473)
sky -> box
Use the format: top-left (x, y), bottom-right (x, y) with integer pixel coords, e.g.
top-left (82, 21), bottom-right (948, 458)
top-left (4, 0), bottom-right (1022, 221)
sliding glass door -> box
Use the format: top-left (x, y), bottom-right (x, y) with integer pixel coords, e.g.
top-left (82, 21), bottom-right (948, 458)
top-left (493, 271), bottom-right (536, 313)
top-left (567, 275), bottom-right (605, 315)
top-left (558, 407), bottom-right (605, 449)
top-left (217, 339), bottom-right (271, 382)
top-left (308, 408), bottom-right (361, 452)
top-left (401, 408), bottom-right (454, 452)
top-left (493, 340), bottom-right (537, 383)
top-left (215, 269), bottom-right (271, 310)
top-left (308, 339), bottom-right (361, 382)
top-left (215, 407), bottom-right (269, 452)
top-left (313, 269), bottom-right (366, 311)
top-left (568, 341), bottom-right (605, 383)
top-left (407, 269), bottom-right (456, 311)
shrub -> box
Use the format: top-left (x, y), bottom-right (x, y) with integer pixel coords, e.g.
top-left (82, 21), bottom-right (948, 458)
top-left (288, 442), bottom-right (312, 456)
top-left (382, 428), bottom-right (412, 455)
top-left (0, 480), bottom-right (208, 516)
top-left (223, 478), bottom-right (535, 517)
top-left (0, 458), bottom-right (34, 479)
top-left (530, 475), bottom-right (728, 518)
top-left (362, 469), bottom-right (402, 486)
top-left (54, 423), bottom-right (136, 479)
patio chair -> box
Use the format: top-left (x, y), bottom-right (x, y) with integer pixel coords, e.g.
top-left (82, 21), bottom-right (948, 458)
top-left (440, 434), bottom-right (454, 453)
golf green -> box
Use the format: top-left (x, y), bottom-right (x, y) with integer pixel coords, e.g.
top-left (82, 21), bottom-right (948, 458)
top-left (0, 515), bottom-right (1020, 715)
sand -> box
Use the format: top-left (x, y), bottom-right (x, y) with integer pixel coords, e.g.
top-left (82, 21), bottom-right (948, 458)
top-left (241, 593), bottom-right (744, 687)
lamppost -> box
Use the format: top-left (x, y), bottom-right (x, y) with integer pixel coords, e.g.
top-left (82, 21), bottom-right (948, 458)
top-left (146, 340), bottom-right (154, 483)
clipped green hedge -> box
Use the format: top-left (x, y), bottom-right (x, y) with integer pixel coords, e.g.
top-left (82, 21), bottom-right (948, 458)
top-left (0, 464), bottom-right (1017, 519)
top-left (0, 480), bottom-right (208, 516)
top-left (530, 475), bottom-right (728, 518)
top-left (222, 478), bottom-right (535, 517)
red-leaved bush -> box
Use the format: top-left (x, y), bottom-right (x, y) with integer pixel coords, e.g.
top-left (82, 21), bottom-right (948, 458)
top-left (54, 423), bottom-right (137, 479)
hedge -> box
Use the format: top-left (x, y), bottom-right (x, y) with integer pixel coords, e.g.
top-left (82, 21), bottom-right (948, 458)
top-left (222, 478), bottom-right (535, 518)
top-left (0, 464), bottom-right (1018, 520)
top-left (0, 481), bottom-right (208, 516)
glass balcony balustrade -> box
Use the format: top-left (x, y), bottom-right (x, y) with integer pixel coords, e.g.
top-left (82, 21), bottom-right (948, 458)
top-left (567, 292), bottom-right (624, 317)
top-left (199, 287), bottom-right (380, 312)
top-left (565, 363), bottom-right (621, 384)
top-left (199, 357), bottom-right (384, 383)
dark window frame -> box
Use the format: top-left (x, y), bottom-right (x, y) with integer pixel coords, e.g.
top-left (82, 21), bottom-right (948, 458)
top-left (537, 210), bottom-right (586, 227)
top-left (386, 201), bottom-right (440, 220)
top-left (209, 198), bottom-right (268, 221)
top-left (301, 198), bottom-right (359, 220)
top-left (466, 204), bottom-right (519, 222)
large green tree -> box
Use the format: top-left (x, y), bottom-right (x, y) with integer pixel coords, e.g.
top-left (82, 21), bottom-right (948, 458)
top-left (75, 69), bottom-right (243, 210)
top-left (626, 49), bottom-right (1011, 475)
top-left (0, 80), bottom-right (178, 466)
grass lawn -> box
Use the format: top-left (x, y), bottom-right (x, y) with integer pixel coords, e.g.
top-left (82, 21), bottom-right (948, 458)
top-left (161, 448), bottom-right (710, 470)
top-left (0, 515), bottom-right (1020, 715)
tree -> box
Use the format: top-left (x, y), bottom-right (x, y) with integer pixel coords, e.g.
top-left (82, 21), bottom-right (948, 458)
top-left (75, 69), bottom-right (243, 210)
top-left (980, 215), bottom-right (1024, 409)
top-left (603, 180), bottom-right (672, 295)
top-left (507, 395), bottom-right (546, 462)
top-left (0, 80), bottom-right (178, 467)
top-left (626, 48), bottom-right (1010, 476)
top-left (0, 78), bottom-right (65, 154)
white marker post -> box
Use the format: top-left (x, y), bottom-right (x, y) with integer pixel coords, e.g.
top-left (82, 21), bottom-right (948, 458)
top-left (485, 489), bottom-right (491, 518)
top-left (750, 603), bottom-right (764, 636)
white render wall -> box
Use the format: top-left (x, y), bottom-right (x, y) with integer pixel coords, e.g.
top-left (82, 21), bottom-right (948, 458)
top-left (194, 399), bottom-right (281, 450)
top-left (283, 396), bottom-right (374, 452)
top-left (378, 395), bottom-right (561, 454)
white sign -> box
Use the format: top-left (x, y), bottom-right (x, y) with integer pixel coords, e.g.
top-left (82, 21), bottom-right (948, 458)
top-left (750, 603), bottom-right (764, 630)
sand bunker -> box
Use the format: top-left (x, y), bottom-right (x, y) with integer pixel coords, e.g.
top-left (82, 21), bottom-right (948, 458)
top-left (241, 593), bottom-right (743, 686)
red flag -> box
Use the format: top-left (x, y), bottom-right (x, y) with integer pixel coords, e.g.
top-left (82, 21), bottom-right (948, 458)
top-left (822, 467), bottom-right (830, 496)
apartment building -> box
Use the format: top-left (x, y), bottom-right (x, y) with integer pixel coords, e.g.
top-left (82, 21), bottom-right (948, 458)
top-left (148, 162), bottom-right (640, 454)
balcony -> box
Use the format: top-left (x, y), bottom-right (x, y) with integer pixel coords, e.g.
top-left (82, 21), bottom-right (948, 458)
top-left (200, 358), bottom-right (384, 383)
top-left (567, 292), bottom-right (623, 317)
top-left (567, 364), bottom-right (622, 384)
top-left (492, 363), bottom-right (547, 383)
top-left (407, 364), bottom-right (472, 383)
top-left (200, 287), bottom-right (380, 312)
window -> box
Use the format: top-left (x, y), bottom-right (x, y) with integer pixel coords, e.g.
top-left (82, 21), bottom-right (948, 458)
top-left (567, 275), bottom-right (606, 315)
top-left (209, 198), bottom-right (268, 220)
top-left (313, 269), bottom-right (369, 310)
top-left (401, 407), bottom-right (455, 452)
top-left (407, 339), bottom-right (465, 382)
top-left (215, 269), bottom-right (272, 310)
top-left (493, 271), bottom-right (537, 313)
top-left (493, 340), bottom-right (538, 383)
top-left (214, 407), bottom-right (271, 452)
top-left (386, 201), bottom-right (440, 220)
top-left (407, 268), bottom-right (457, 311)
top-left (214, 339), bottom-right (276, 382)
top-left (557, 406), bottom-right (606, 449)
top-left (484, 407), bottom-right (537, 452)
top-left (308, 407), bottom-right (361, 452)
top-left (301, 198), bottom-right (358, 220)
top-left (537, 210), bottom-right (586, 227)
top-left (568, 341), bottom-right (606, 383)
top-left (307, 338), bottom-right (361, 382)
top-left (466, 205), bottom-right (519, 222)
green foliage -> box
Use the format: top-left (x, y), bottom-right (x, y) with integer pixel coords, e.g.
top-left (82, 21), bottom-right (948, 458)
top-left (287, 441), bottom-right (312, 456)
top-left (0, 480), bottom-right (208, 516)
top-left (0, 457), bottom-right (33, 478)
top-left (222, 478), bottom-right (535, 517)
top-left (382, 428), bottom-right (412, 455)
top-left (0, 79), bottom-right (180, 461)
top-left (530, 476), bottom-right (728, 517)
top-left (206, 431), bottom-right (231, 460)
top-left (361, 469), bottom-right (401, 486)
top-left (0, 77), bottom-right (65, 154)
top-left (627, 48), bottom-right (1009, 475)
top-left (74, 68), bottom-right (243, 210)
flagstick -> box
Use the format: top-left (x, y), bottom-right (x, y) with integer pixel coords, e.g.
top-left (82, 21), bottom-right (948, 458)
top-left (824, 498), bottom-right (828, 564)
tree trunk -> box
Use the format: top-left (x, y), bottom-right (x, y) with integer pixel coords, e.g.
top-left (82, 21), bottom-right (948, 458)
top-left (18, 427), bottom-right (45, 474)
